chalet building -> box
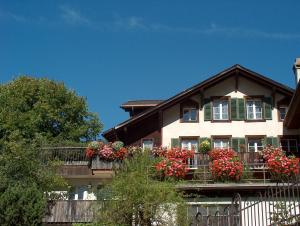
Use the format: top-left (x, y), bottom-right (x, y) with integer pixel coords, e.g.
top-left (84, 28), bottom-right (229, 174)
top-left (103, 63), bottom-right (300, 155)
top-left (45, 60), bottom-right (300, 225)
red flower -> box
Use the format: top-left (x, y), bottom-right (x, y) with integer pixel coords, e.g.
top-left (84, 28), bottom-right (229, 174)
top-left (208, 148), bottom-right (236, 160)
top-left (85, 148), bottom-right (95, 159)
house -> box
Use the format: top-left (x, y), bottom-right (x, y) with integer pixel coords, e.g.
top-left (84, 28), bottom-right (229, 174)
top-left (103, 63), bottom-right (300, 155)
top-left (45, 60), bottom-right (300, 225)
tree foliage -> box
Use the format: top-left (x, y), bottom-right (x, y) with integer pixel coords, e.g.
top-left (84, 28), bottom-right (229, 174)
top-left (95, 152), bottom-right (188, 226)
top-left (0, 76), bottom-right (102, 225)
top-left (0, 76), bottom-right (102, 143)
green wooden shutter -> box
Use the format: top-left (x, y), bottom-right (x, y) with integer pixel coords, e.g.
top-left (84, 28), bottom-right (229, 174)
top-left (203, 99), bottom-right (212, 121)
top-left (266, 137), bottom-right (278, 147)
top-left (231, 98), bottom-right (237, 120)
top-left (231, 137), bottom-right (246, 152)
top-left (171, 138), bottom-right (179, 148)
top-left (264, 97), bottom-right (272, 120)
top-left (237, 98), bottom-right (245, 120)
top-left (231, 138), bottom-right (239, 152)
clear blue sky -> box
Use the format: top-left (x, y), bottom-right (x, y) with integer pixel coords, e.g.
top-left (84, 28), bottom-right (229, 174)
top-left (1, 0), bottom-right (300, 133)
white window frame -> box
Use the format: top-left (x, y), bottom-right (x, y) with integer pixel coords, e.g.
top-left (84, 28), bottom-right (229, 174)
top-left (182, 107), bottom-right (197, 122)
top-left (213, 99), bottom-right (229, 120)
top-left (142, 138), bottom-right (154, 151)
top-left (280, 139), bottom-right (298, 152)
top-left (213, 138), bottom-right (230, 149)
top-left (181, 139), bottom-right (198, 169)
top-left (247, 138), bottom-right (264, 152)
top-left (246, 99), bottom-right (263, 120)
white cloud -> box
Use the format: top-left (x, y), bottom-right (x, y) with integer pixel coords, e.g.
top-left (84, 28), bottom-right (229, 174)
top-left (0, 9), bottom-right (27, 23)
top-left (59, 5), bottom-right (90, 26)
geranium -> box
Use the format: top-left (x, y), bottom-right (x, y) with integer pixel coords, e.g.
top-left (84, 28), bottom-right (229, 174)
top-left (267, 155), bottom-right (299, 179)
top-left (261, 145), bottom-right (284, 161)
top-left (85, 148), bottom-right (96, 159)
top-left (99, 145), bottom-right (115, 161)
top-left (208, 148), bottom-right (236, 160)
top-left (210, 157), bottom-right (243, 182)
top-left (88, 141), bottom-right (104, 150)
top-left (152, 146), bottom-right (167, 157)
top-left (166, 148), bottom-right (194, 162)
top-left (155, 159), bottom-right (188, 179)
top-left (114, 147), bottom-right (128, 161)
top-left (112, 141), bottom-right (124, 151)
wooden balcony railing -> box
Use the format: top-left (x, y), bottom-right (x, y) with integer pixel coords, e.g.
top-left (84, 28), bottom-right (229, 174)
top-left (41, 147), bottom-right (88, 165)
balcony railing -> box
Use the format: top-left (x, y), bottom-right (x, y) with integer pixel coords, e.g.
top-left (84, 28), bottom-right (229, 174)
top-left (41, 147), bottom-right (88, 165)
top-left (187, 152), bottom-right (263, 168)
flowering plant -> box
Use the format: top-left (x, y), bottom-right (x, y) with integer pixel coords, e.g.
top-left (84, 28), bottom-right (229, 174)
top-left (151, 146), bottom-right (167, 157)
top-left (200, 140), bottom-right (211, 153)
top-left (208, 148), bottom-right (236, 160)
top-left (166, 148), bottom-right (194, 162)
top-left (114, 147), bottom-right (128, 161)
top-left (88, 141), bottom-right (104, 150)
top-left (155, 159), bottom-right (188, 179)
top-left (85, 148), bottom-right (96, 159)
top-left (99, 145), bottom-right (115, 161)
top-left (261, 145), bottom-right (284, 161)
top-left (210, 157), bottom-right (243, 182)
top-left (267, 155), bottom-right (299, 179)
top-left (112, 141), bottom-right (124, 151)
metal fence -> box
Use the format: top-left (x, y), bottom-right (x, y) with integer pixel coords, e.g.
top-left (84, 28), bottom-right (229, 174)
top-left (188, 178), bottom-right (300, 226)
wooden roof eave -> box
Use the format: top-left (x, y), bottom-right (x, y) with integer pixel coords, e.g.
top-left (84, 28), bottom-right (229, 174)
top-left (102, 64), bottom-right (295, 140)
top-left (284, 82), bottom-right (300, 129)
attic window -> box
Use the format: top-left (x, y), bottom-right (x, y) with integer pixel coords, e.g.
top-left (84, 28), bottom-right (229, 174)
top-left (180, 99), bottom-right (199, 123)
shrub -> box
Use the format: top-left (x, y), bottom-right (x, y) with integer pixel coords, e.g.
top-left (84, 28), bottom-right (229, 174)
top-left (261, 145), bottom-right (284, 161)
top-left (166, 148), bottom-right (194, 162)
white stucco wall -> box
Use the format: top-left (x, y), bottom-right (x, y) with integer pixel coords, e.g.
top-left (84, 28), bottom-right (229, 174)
top-left (162, 76), bottom-right (298, 147)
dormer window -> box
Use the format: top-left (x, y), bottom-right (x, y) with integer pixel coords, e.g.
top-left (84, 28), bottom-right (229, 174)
top-left (246, 99), bottom-right (263, 120)
top-left (180, 99), bottom-right (199, 123)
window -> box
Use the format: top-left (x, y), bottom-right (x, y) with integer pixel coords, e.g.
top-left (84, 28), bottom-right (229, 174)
top-left (278, 107), bottom-right (287, 121)
top-left (247, 138), bottom-right (264, 152)
top-left (280, 139), bottom-right (298, 153)
top-left (181, 138), bottom-right (198, 168)
top-left (213, 99), bottom-right (229, 120)
top-left (213, 138), bottom-right (230, 149)
top-left (180, 99), bottom-right (199, 123)
top-left (182, 108), bottom-right (197, 122)
top-left (142, 139), bottom-right (154, 150)
top-left (246, 99), bottom-right (263, 120)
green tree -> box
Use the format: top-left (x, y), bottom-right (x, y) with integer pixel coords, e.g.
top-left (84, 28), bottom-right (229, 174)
top-left (0, 133), bottom-right (67, 226)
top-left (95, 152), bottom-right (188, 226)
top-left (0, 76), bottom-right (102, 144)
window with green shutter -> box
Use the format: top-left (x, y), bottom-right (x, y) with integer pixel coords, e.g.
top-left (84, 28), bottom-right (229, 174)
top-left (231, 137), bottom-right (246, 152)
top-left (171, 138), bottom-right (179, 148)
top-left (265, 137), bottom-right (278, 147)
top-left (203, 98), bottom-right (212, 121)
top-left (264, 97), bottom-right (272, 120)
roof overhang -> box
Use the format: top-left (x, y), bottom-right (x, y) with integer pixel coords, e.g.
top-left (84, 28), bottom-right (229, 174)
top-left (103, 64), bottom-right (295, 141)
top-left (284, 81), bottom-right (300, 129)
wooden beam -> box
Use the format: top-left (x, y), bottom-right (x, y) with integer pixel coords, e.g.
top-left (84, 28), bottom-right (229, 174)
top-left (235, 70), bottom-right (239, 92)
top-left (272, 88), bottom-right (276, 108)
top-left (158, 110), bottom-right (163, 128)
top-left (200, 89), bottom-right (204, 109)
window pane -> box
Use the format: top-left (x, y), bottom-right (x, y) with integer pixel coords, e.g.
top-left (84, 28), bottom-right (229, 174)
top-left (190, 109), bottom-right (197, 121)
top-left (183, 109), bottom-right (190, 121)
top-left (279, 108), bottom-right (287, 120)
top-left (143, 139), bottom-right (153, 150)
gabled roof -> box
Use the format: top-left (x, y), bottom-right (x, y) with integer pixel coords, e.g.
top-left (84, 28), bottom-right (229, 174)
top-left (103, 64), bottom-right (294, 140)
top-left (120, 100), bottom-right (164, 109)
